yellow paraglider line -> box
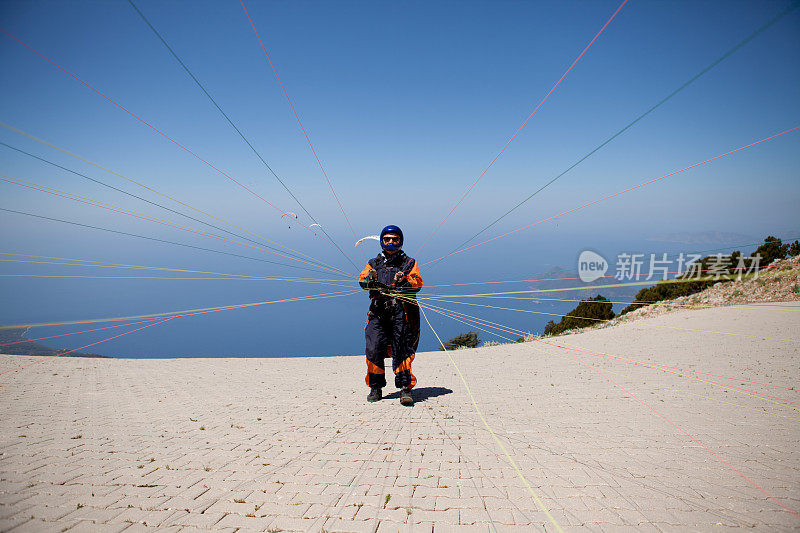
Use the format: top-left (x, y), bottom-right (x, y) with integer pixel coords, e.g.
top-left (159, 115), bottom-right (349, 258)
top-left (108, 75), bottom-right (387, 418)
top-left (419, 305), bottom-right (565, 533)
top-left (1, 289), bottom-right (359, 330)
top-left (0, 253), bottom-right (353, 285)
top-left (0, 121), bottom-right (351, 276)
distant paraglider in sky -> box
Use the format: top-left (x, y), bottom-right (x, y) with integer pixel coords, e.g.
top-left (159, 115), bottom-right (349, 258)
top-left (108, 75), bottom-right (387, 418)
top-left (355, 235), bottom-right (380, 248)
top-left (281, 211), bottom-right (298, 228)
top-left (308, 223), bottom-right (322, 236)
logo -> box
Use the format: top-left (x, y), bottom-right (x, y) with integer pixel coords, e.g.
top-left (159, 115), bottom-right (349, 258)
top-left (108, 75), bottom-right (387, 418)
top-left (578, 250), bottom-right (608, 283)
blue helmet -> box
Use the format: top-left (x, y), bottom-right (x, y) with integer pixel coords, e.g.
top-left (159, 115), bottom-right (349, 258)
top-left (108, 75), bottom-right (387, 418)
top-left (380, 225), bottom-right (403, 252)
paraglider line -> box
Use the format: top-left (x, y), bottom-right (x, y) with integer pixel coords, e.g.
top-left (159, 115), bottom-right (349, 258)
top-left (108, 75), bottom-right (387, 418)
top-left (240, 0), bottom-right (359, 240)
top-left (424, 125), bottom-right (800, 266)
top-left (0, 317), bottom-right (175, 376)
top-left (0, 121), bottom-right (344, 274)
top-left (415, 0), bottom-right (629, 255)
top-left (0, 141), bottom-right (334, 269)
top-left (0, 319), bottom-right (160, 347)
top-left (4, 289), bottom-right (359, 330)
top-left (448, 1), bottom-right (800, 254)
top-left (419, 305), bottom-right (565, 532)
top-left (406, 294), bottom-right (800, 411)
top-left (0, 252), bottom-right (349, 284)
top-left (0, 27), bottom-right (286, 213)
top-left (0, 207), bottom-right (344, 276)
top-left (0, 173), bottom-right (343, 274)
top-left (128, 0), bottom-right (359, 271)
top-left (536, 338), bottom-right (800, 521)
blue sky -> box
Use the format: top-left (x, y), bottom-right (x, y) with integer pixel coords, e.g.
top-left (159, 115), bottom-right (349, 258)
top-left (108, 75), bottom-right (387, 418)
top-left (0, 0), bottom-right (798, 356)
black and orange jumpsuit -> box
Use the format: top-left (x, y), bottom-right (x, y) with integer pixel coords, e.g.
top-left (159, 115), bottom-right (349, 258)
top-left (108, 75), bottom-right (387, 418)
top-left (359, 250), bottom-right (423, 390)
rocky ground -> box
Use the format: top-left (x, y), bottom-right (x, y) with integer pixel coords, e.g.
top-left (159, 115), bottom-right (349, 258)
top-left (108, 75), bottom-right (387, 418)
top-left (608, 254), bottom-right (800, 326)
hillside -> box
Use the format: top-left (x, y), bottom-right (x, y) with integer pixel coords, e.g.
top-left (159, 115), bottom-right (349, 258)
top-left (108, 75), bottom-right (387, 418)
top-left (0, 327), bottom-right (108, 358)
top-left (611, 254), bottom-right (800, 325)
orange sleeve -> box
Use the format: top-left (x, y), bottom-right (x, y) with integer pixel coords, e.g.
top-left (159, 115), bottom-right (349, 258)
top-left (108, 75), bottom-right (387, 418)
top-left (405, 261), bottom-right (423, 289)
top-left (359, 262), bottom-right (373, 281)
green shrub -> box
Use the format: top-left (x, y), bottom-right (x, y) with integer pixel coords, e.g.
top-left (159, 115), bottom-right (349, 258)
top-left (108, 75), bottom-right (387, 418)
top-left (617, 235), bottom-right (788, 316)
top-left (753, 236), bottom-right (788, 265)
top-left (543, 295), bottom-right (614, 336)
top-left (440, 332), bottom-right (480, 350)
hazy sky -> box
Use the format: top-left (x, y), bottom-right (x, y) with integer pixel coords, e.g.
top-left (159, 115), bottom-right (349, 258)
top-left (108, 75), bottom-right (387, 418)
top-left (1, 0), bottom-right (798, 356)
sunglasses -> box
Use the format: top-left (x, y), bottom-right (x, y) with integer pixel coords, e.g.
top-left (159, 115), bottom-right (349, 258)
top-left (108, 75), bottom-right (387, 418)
top-left (382, 236), bottom-right (401, 243)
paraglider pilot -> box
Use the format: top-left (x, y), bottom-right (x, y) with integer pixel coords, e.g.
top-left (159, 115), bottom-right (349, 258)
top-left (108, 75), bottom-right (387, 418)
top-left (358, 225), bottom-right (423, 405)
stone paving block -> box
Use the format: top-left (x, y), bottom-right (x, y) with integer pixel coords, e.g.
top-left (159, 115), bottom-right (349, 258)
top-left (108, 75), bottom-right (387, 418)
top-left (458, 507), bottom-right (513, 525)
top-left (433, 525), bottom-right (493, 533)
top-left (382, 495), bottom-right (414, 511)
top-left (62, 519), bottom-right (131, 533)
top-left (58, 506), bottom-right (126, 524)
top-left (201, 499), bottom-right (254, 515)
top-left (375, 522), bottom-right (408, 533)
top-left (213, 512), bottom-right (274, 530)
top-left (267, 515), bottom-right (319, 531)
top-left (108, 495), bottom-right (170, 511)
top-left (356, 506), bottom-right (409, 523)
top-left (322, 517), bottom-right (377, 532)
top-left (407, 495), bottom-right (436, 511)
top-left (412, 486), bottom-right (460, 499)
top-left (8, 503), bottom-right (73, 523)
top-left (106, 507), bottom-right (179, 527)
top-left (566, 507), bottom-right (627, 525)
top-left (154, 497), bottom-right (199, 512)
top-left (118, 524), bottom-right (182, 533)
top-left (0, 502), bottom-right (35, 520)
top-left (173, 527), bottom-right (238, 533)
top-left (9, 518), bottom-right (77, 533)
top-left (434, 497), bottom-right (486, 511)
top-left (0, 516), bottom-right (33, 531)
top-left (457, 486), bottom-right (506, 499)
top-left (493, 524), bottom-right (548, 533)
top-left (325, 503), bottom-right (359, 521)
top-left (163, 510), bottom-right (226, 528)
top-left (408, 509), bottom-right (459, 524)
top-left (0, 493), bottom-right (35, 508)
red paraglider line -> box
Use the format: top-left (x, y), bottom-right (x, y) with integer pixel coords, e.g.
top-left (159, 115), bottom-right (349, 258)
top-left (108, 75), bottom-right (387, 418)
top-left (537, 338), bottom-right (800, 521)
top-left (0, 27), bottom-right (283, 214)
top-left (0, 289), bottom-right (359, 376)
top-left (417, 298), bottom-right (799, 520)
top-left (240, 0), bottom-right (358, 239)
top-left (424, 126), bottom-right (800, 266)
top-left (0, 176), bottom-right (340, 273)
top-left (163, 289), bottom-right (359, 320)
top-left (0, 318), bottom-right (174, 376)
top-left (415, 0), bottom-right (629, 255)
top-left (0, 319), bottom-right (159, 347)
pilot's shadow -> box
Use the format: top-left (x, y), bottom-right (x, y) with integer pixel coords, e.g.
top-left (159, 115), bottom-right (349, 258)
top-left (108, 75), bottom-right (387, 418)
top-left (384, 386), bottom-right (453, 403)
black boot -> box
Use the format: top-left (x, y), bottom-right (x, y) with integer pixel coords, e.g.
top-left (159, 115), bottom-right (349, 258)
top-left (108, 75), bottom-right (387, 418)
top-left (367, 387), bottom-right (382, 402)
top-left (400, 388), bottom-right (413, 406)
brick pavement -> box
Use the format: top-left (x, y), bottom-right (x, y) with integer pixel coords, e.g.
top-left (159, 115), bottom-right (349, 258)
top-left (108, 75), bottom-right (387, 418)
top-left (0, 302), bottom-right (798, 531)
